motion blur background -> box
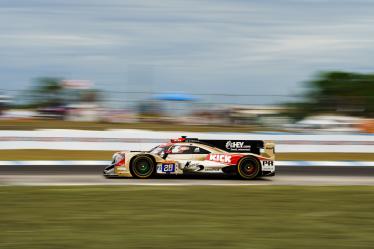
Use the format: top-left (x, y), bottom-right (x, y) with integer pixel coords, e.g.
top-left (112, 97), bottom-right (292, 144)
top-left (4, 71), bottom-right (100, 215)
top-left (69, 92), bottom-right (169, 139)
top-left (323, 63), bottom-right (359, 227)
top-left (0, 0), bottom-right (373, 132)
top-left (1, 1), bottom-right (374, 249)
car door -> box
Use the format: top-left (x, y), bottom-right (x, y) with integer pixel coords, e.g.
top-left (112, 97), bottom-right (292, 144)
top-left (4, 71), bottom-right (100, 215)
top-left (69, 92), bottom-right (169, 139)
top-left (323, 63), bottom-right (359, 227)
top-left (165, 145), bottom-right (194, 161)
top-left (166, 144), bottom-right (211, 171)
top-left (189, 146), bottom-right (211, 161)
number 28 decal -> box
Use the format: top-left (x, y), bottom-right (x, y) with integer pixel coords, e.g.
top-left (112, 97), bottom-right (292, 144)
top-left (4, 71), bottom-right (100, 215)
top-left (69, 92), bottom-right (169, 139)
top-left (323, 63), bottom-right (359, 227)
top-left (161, 163), bottom-right (175, 172)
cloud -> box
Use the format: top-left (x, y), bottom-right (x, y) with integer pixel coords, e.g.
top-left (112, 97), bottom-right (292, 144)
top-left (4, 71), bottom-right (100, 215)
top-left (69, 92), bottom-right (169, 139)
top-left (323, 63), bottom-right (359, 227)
top-left (1, 0), bottom-right (374, 104)
top-left (0, 33), bottom-right (118, 47)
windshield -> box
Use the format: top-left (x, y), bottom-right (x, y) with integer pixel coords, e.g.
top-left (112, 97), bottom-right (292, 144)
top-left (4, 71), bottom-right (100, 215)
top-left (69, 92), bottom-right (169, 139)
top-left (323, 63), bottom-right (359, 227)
top-left (148, 144), bottom-right (170, 155)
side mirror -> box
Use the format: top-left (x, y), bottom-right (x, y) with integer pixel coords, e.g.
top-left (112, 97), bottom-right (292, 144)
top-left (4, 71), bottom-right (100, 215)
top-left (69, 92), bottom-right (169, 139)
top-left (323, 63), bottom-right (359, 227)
top-left (160, 150), bottom-right (171, 159)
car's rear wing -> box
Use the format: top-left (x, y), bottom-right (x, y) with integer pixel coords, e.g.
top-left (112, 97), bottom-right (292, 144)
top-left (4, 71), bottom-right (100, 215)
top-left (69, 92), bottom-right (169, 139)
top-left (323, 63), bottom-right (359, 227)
top-left (263, 141), bottom-right (275, 160)
top-left (175, 137), bottom-right (275, 158)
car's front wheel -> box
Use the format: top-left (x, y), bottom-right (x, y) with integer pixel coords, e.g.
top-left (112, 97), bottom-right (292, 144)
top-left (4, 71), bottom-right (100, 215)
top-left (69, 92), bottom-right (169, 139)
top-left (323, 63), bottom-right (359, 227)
top-left (130, 156), bottom-right (155, 179)
top-left (237, 157), bottom-right (261, 180)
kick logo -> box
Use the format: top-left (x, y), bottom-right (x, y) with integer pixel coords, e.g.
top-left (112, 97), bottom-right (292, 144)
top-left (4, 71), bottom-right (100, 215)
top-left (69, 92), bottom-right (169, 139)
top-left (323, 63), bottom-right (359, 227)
top-left (225, 141), bottom-right (251, 151)
top-left (209, 154), bottom-right (232, 163)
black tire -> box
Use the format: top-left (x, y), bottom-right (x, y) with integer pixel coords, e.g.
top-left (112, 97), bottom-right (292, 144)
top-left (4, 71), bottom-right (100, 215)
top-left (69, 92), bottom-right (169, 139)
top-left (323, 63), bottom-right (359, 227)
top-left (237, 157), bottom-right (261, 180)
top-left (130, 156), bottom-right (155, 179)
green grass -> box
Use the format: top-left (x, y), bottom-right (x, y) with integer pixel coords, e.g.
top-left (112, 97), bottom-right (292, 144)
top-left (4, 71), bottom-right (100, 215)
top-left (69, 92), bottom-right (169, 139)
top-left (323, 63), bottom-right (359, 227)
top-left (0, 150), bottom-right (373, 161)
top-left (1, 186), bottom-right (374, 249)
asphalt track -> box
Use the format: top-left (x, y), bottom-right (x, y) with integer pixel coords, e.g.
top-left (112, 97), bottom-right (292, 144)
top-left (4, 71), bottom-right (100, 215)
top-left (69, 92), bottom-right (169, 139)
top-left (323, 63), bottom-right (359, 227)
top-left (2, 165), bottom-right (374, 185)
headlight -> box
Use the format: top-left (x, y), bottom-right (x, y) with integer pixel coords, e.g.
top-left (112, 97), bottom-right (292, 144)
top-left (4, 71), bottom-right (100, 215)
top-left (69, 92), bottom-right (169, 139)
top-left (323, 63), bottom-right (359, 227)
top-left (112, 153), bottom-right (125, 165)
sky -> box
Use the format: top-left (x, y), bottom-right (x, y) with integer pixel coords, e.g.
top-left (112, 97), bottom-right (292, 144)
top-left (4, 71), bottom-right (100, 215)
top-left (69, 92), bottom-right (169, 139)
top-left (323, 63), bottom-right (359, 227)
top-left (0, 0), bottom-right (374, 105)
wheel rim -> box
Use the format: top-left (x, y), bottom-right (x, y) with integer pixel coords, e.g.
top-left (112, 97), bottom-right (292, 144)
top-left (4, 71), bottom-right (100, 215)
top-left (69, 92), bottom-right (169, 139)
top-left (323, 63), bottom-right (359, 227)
top-left (239, 159), bottom-right (258, 178)
top-left (133, 159), bottom-right (152, 176)
top-left (241, 163), bottom-right (255, 175)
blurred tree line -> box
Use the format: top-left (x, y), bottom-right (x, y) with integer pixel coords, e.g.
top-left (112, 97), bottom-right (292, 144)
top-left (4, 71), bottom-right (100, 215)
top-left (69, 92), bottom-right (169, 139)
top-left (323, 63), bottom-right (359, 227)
top-left (11, 72), bottom-right (374, 121)
top-left (21, 77), bottom-right (101, 108)
top-left (286, 71), bottom-right (374, 119)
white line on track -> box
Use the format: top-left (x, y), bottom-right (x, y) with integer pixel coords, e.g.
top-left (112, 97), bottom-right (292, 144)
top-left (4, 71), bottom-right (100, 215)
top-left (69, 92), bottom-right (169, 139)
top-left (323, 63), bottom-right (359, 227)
top-left (2, 175), bottom-right (374, 186)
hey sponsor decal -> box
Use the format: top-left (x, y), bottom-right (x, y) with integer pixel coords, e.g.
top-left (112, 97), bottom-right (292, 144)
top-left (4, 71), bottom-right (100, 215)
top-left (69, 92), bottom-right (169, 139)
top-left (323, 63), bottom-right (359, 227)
top-left (225, 141), bottom-right (251, 151)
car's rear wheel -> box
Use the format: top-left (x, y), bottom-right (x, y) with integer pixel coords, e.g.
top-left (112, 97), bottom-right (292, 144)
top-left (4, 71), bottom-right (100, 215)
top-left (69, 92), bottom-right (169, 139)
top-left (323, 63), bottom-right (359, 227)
top-left (237, 157), bottom-right (261, 180)
top-left (130, 156), bottom-right (155, 179)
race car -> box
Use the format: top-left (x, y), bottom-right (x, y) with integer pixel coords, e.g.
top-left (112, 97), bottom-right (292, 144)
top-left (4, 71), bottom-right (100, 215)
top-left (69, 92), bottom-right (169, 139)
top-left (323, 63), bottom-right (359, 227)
top-left (103, 136), bottom-right (275, 180)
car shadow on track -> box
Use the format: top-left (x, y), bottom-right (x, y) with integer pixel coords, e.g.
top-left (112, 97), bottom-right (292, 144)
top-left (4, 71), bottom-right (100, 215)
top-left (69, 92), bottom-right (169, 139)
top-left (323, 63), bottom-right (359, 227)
top-left (106, 173), bottom-right (273, 182)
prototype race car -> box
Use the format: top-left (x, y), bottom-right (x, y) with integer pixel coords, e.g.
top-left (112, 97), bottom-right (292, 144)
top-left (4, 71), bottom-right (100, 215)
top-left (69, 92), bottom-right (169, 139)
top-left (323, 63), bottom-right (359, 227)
top-left (103, 136), bottom-right (275, 180)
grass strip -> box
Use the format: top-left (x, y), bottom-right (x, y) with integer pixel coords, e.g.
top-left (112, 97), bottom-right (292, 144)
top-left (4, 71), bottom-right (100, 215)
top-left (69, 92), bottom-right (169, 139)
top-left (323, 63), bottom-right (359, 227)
top-left (1, 186), bottom-right (374, 249)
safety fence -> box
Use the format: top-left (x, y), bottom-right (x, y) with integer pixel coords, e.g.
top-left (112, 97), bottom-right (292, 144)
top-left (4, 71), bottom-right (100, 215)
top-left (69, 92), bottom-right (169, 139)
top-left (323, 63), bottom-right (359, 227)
top-left (0, 129), bottom-right (372, 153)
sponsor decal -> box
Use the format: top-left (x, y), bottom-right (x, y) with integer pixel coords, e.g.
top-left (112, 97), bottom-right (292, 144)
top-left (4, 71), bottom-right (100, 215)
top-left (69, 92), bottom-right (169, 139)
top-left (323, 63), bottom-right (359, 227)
top-left (261, 160), bottom-right (275, 171)
top-left (225, 141), bottom-right (251, 151)
top-left (204, 167), bottom-right (222, 172)
top-left (209, 154), bottom-right (232, 163)
top-left (262, 161), bottom-right (274, 166)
